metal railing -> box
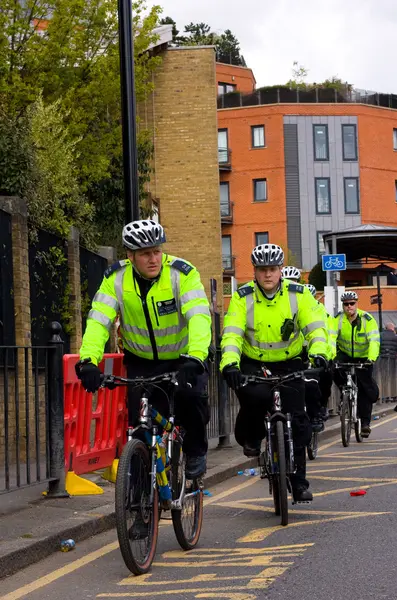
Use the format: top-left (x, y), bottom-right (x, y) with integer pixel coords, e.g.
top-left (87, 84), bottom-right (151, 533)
top-left (218, 147), bottom-right (232, 169)
top-left (221, 201), bottom-right (233, 224)
top-left (0, 324), bottom-right (67, 496)
top-left (218, 88), bottom-right (397, 111)
top-left (222, 255), bottom-right (235, 274)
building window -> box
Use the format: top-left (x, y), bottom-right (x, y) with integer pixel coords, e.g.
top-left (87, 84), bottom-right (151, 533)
top-left (255, 232), bottom-right (269, 246)
top-left (220, 182), bottom-right (231, 216)
top-left (342, 124), bottom-right (357, 160)
top-left (317, 231), bottom-right (330, 262)
top-left (218, 82), bottom-right (236, 96)
top-left (222, 235), bottom-right (232, 270)
top-left (253, 178), bottom-right (267, 202)
top-left (313, 125), bottom-right (329, 161)
top-left (315, 178), bottom-right (331, 214)
top-left (393, 128), bottom-right (397, 150)
top-left (218, 129), bottom-right (229, 164)
top-left (251, 125), bottom-right (265, 148)
top-left (344, 178), bottom-right (360, 213)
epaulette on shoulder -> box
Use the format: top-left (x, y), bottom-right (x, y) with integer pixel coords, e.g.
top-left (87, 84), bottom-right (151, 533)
top-left (363, 312), bottom-right (373, 322)
top-left (237, 285), bottom-right (254, 298)
top-left (170, 259), bottom-right (194, 275)
top-left (288, 283), bottom-right (304, 294)
top-left (104, 260), bottom-right (128, 279)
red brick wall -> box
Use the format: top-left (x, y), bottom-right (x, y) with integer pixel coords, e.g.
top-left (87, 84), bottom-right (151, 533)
top-left (216, 63), bottom-right (256, 93)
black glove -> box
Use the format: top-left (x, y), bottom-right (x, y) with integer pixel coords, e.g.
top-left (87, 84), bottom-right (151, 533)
top-left (310, 355), bottom-right (328, 370)
top-left (223, 366), bottom-right (243, 391)
top-left (177, 356), bottom-right (205, 388)
top-left (75, 360), bottom-right (101, 393)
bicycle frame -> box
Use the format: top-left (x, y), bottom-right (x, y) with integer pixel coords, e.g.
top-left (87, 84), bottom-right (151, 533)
top-left (102, 372), bottom-right (197, 511)
top-left (335, 362), bottom-right (371, 423)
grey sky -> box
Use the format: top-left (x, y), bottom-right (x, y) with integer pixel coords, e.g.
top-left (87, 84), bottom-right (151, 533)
top-left (155, 0), bottom-right (397, 93)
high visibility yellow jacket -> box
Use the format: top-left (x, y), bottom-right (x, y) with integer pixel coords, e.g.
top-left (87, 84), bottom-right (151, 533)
top-left (302, 301), bottom-right (334, 361)
top-left (220, 280), bottom-right (329, 370)
top-left (80, 254), bottom-right (211, 365)
top-left (329, 309), bottom-right (380, 362)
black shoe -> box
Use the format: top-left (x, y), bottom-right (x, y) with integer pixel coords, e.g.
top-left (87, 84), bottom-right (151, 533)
top-left (185, 454), bottom-right (207, 479)
top-left (311, 417), bottom-right (325, 433)
top-left (293, 486), bottom-right (313, 503)
top-left (361, 425), bottom-right (371, 438)
top-left (243, 442), bottom-right (261, 457)
top-left (129, 514), bottom-right (149, 540)
top-left (394, 405), bottom-right (397, 412)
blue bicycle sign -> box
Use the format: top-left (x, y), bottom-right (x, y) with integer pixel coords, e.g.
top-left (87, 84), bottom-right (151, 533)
top-left (322, 254), bottom-right (346, 271)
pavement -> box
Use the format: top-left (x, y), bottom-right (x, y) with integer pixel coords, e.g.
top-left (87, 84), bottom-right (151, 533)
top-left (0, 401), bottom-right (394, 579)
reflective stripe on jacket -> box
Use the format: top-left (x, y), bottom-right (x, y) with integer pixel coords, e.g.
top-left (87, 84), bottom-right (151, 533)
top-left (220, 279), bottom-right (328, 370)
top-left (80, 254), bottom-right (211, 365)
top-left (330, 309), bottom-right (380, 361)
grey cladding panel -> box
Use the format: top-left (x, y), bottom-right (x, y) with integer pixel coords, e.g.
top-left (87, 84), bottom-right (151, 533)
top-left (284, 124), bottom-right (302, 266)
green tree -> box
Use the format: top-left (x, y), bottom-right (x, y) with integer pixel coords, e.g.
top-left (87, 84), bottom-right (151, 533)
top-left (177, 22), bottom-right (219, 46)
top-left (0, 0), bottom-right (162, 242)
top-left (216, 29), bottom-right (245, 66)
top-left (286, 61), bottom-right (309, 89)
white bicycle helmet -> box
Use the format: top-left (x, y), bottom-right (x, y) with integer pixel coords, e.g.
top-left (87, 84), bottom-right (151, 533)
top-left (281, 265), bottom-right (301, 281)
top-left (305, 284), bottom-right (317, 296)
top-left (341, 291), bottom-right (358, 302)
top-left (122, 220), bottom-right (166, 250)
top-left (251, 244), bottom-right (284, 267)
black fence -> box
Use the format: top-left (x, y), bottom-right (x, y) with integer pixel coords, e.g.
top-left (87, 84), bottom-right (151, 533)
top-left (80, 246), bottom-right (108, 335)
top-left (0, 324), bottom-right (66, 495)
top-left (218, 87), bottom-right (397, 110)
top-left (29, 230), bottom-right (70, 352)
top-left (0, 210), bottom-right (15, 346)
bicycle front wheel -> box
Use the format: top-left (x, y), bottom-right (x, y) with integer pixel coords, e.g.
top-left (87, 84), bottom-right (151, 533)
top-left (171, 440), bottom-right (203, 550)
top-left (340, 393), bottom-right (352, 447)
top-left (115, 439), bottom-right (159, 575)
top-left (275, 420), bottom-right (288, 526)
top-left (354, 418), bottom-right (363, 443)
top-left (307, 431), bottom-right (318, 460)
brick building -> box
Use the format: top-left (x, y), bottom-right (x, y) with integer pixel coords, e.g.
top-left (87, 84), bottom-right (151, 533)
top-left (217, 65), bottom-right (397, 293)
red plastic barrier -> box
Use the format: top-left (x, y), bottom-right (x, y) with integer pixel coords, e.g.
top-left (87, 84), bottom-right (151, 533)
top-left (63, 354), bottom-right (127, 476)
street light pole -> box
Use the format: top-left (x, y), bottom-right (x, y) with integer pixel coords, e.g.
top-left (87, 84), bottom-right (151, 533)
top-left (118, 0), bottom-right (140, 222)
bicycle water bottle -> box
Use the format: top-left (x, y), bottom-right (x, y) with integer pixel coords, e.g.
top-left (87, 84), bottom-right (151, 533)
top-left (238, 468), bottom-right (260, 476)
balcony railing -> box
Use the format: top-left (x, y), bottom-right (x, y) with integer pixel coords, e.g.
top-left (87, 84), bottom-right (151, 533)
top-left (222, 255), bottom-right (235, 275)
top-left (218, 147), bottom-right (231, 170)
top-left (217, 87), bottom-right (397, 110)
top-left (221, 202), bottom-right (233, 224)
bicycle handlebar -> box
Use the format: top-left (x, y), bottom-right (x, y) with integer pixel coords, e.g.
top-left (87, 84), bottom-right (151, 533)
top-left (100, 371), bottom-right (180, 388)
top-left (334, 361), bottom-right (373, 370)
top-left (241, 367), bottom-right (324, 387)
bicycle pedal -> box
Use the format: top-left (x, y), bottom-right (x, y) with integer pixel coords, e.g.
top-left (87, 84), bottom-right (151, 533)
top-left (292, 500), bottom-right (312, 505)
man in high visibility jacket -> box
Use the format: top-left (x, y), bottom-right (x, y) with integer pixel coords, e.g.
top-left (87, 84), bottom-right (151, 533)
top-left (221, 243), bottom-right (329, 503)
top-left (76, 219), bottom-right (212, 479)
top-left (330, 291), bottom-right (380, 437)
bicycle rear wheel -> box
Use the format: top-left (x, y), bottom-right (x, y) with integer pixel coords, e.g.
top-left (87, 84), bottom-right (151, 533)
top-left (275, 421), bottom-right (288, 526)
top-left (171, 440), bottom-right (203, 550)
top-left (340, 393), bottom-right (352, 447)
top-left (115, 439), bottom-right (159, 575)
top-left (307, 431), bottom-right (318, 460)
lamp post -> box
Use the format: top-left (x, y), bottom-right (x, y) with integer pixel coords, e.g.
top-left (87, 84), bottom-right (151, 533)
top-left (118, 0), bottom-right (140, 222)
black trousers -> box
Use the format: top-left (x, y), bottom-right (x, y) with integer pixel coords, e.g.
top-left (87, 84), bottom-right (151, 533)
top-left (333, 353), bottom-right (379, 426)
top-left (235, 357), bottom-right (311, 490)
top-left (124, 353), bottom-right (210, 457)
top-left (305, 369), bottom-right (333, 418)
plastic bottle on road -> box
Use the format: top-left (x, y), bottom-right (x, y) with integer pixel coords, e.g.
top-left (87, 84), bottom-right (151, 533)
top-left (237, 468), bottom-right (260, 477)
top-left (60, 539), bottom-right (76, 552)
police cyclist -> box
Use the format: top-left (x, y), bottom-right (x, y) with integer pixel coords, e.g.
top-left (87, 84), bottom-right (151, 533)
top-left (76, 220), bottom-right (212, 479)
top-left (331, 291), bottom-right (380, 437)
top-left (281, 265), bottom-right (301, 282)
top-left (220, 244), bottom-right (329, 503)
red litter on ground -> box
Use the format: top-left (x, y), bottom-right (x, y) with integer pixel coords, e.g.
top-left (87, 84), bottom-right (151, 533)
top-left (350, 490), bottom-right (367, 496)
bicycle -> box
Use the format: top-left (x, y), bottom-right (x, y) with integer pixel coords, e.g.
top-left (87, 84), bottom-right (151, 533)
top-left (241, 369), bottom-right (321, 527)
top-left (324, 257), bottom-right (344, 269)
top-left (334, 362), bottom-right (373, 447)
top-left (100, 371), bottom-right (204, 575)
top-left (307, 429), bottom-right (319, 461)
